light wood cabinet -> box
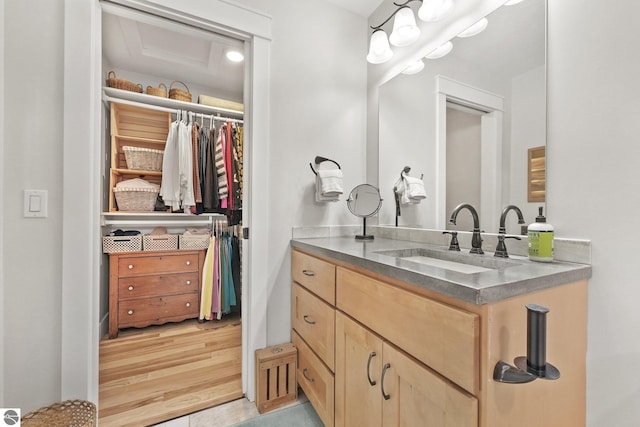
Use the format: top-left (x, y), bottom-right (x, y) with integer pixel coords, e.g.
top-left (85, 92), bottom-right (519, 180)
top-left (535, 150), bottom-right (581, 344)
top-left (291, 248), bottom-right (587, 427)
top-left (109, 249), bottom-right (205, 338)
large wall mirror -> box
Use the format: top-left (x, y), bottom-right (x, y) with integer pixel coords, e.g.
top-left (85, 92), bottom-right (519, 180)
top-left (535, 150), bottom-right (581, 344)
top-left (378, 0), bottom-right (546, 234)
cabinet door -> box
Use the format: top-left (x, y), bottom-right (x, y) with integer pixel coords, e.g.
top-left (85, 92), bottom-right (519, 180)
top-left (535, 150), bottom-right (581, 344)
top-left (381, 342), bottom-right (478, 427)
top-left (335, 312), bottom-right (383, 427)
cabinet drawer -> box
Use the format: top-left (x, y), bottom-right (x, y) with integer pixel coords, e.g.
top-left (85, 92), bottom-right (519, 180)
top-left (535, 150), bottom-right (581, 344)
top-left (118, 253), bottom-right (200, 276)
top-left (292, 331), bottom-right (334, 427)
top-left (292, 283), bottom-right (335, 372)
top-left (118, 293), bottom-right (199, 327)
top-left (292, 250), bottom-right (336, 305)
top-left (336, 267), bottom-right (479, 394)
top-left (118, 272), bottom-right (199, 300)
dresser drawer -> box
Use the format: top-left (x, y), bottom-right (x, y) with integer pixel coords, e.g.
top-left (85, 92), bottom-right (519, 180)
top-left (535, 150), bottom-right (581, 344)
top-left (292, 250), bottom-right (336, 305)
top-left (118, 272), bottom-right (199, 300)
top-left (118, 252), bottom-right (200, 277)
top-left (292, 283), bottom-right (335, 372)
top-left (336, 267), bottom-right (479, 394)
top-left (292, 330), bottom-right (334, 427)
top-left (118, 293), bottom-right (199, 327)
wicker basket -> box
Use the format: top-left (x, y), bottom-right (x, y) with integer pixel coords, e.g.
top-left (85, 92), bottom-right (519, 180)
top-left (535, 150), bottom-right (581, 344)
top-left (169, 81), bottom-right (192, 102)
top-left (22, 399), bottom-right (96, 427)
top-left (146, 82), bottom-right (167, 98)
top-left (179, 234), bottom-right (211, 250)
top-left (102, 235), bottom-right (143, 253)
top-left (106, 71), bottom-right (143, 93)
top-left (123, 146), bottom-right (164, 171)
top-left (143, 234), bottom-right (179, 251)
top-left (114, 187), bottom-right (158, 211)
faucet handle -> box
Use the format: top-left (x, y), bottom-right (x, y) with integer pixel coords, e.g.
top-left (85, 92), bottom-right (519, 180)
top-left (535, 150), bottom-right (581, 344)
top-left (442, 231), bottom-right (461, 251)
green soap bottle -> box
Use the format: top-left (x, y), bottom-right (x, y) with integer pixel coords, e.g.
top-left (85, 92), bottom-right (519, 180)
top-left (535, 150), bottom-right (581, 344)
top-left (528, 206), bottom-right (554, 262)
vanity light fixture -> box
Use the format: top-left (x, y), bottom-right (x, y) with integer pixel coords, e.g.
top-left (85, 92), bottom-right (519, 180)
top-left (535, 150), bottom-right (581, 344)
top-left (367, 0), bottom-right (456, 64)
top-left (425, 40), bottom-right (453, 59)
top-left (457, 17), bottom-right (488, 38)
top-left (418, 0), bottom-right (455, 22)
top-left (401, 58), bottom-right (425, 74)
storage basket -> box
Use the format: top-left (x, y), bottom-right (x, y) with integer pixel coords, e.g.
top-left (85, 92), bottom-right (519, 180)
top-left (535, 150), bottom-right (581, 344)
top-left (169, 81), bottom-right (192, 102)
top-left (106, 71), bottom-right (143, 93)
top-left (21, 399), bottom-right (96, 427)
top-left (113, 178), bottom-right (159, 212)
top-left (143, 234), bottom-right (179, 251)
top-left (102, 235), bottom-right (142, 253)
top-left (179, 234), bottom-right (211, 250)
top-left (255, 343), bottom-right (297, 414)
top-left (146, 82), bottom-right (167, 98)
top-left (123, 146), bottom-right (164, 171)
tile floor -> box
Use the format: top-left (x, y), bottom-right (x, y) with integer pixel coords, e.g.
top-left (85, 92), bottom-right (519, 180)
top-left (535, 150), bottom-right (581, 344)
top-left (152, 393), bottom-right (309, 427)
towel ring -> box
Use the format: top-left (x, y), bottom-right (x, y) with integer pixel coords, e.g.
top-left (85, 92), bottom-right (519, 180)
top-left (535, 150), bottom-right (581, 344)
top-left (310, 156), bottom-right (341, 176)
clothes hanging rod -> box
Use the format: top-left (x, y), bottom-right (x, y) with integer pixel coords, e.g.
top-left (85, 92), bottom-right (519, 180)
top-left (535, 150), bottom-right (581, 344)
top-left (103, 93), bottom-right (244, 124)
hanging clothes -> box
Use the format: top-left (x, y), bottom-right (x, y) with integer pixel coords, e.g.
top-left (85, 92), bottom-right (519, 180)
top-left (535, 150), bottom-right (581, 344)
top-left (160, 112), bottom-right (196, 211)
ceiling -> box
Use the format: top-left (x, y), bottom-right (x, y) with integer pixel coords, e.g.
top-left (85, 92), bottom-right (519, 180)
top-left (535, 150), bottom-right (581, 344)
top-left (325, 0), bottom-right (385, 17)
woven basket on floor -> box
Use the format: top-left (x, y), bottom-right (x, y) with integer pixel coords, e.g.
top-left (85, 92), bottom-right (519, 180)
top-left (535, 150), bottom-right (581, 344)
top-left (146, 82), bottom-right (167, 98)
top-left (106, 71), bottom-right (142, 93)
top-left (21, 399), bottom-right (96, 427)
top-left (169, 80), bottom-right (192, 102)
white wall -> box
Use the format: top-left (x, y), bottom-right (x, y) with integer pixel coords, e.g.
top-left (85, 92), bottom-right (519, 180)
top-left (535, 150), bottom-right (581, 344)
top-left (548, 1), bottom-right (640, 425)
top-left (1, 0), bottom-right (65, 410)
top-left (231, 0), bottom-right (367, 346)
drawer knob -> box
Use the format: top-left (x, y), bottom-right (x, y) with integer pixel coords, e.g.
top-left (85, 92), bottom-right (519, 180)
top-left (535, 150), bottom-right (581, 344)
top-left (128, 264), bottom-right (134, 270)
top-left (127, 310), bottom-right (134, 315)
top-left (128, 285), bottom-right (134, 291)
top-left (186, 261), bottom-right (191, 266)
top-left (303, 315), bottom-right (316, 325)
top-left (186, 280), bottom-right (191, 285)
top-left (302, 368), bottom-right (315, 383)
top-left (302, 270), bottom-right (315, 277)
top-left (381, 363), bottom-right (391, 400)
top-left (185, 302), bottom-right (191, 308)
top-left (367, 352), bottom-right (377, 386)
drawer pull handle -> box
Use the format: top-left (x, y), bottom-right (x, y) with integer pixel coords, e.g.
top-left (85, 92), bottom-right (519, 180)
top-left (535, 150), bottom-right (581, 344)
top-left (303, 315), bottom-right (316, 325)
top-left (186, 261), bottom-right (191, 266)
top-left (186, 280), bottom-right (191, 285)
top-left (302, 368), bottom-right (315, 383)
top-left (367, 352), bottom-right (377, 386)
top-left (185, 302), bottom-right (191, 308)
top-left (128, 264), bottom-right (134, 270)
top-left (302, 270), bottom-right (315, 277)
top-left (128, 285), bottom-right (134, 291)
top-left (127, 310), bottom-right (134, 315)
top-left (381, 363), bottom-right (391, 400)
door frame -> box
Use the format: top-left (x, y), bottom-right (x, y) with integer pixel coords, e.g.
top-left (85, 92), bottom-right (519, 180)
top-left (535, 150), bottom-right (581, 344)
top-left (435, 75), bottom-right (504, 232)
top-left (62, 0), bottom-right (271, 404)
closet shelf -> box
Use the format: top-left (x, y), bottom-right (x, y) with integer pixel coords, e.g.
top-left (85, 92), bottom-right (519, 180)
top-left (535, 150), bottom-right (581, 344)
top-left (113, 134), bottom-right (167, 145)
top-left (101, 211), bottom-right (225, 227)
top-left (103, 87), bottom-right (244, 118)
top-left (112, 168), bottom-right (162, 177)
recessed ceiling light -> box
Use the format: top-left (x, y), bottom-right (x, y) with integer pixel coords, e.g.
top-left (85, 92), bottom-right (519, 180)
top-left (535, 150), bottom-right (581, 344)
top-left (225, 50), bottom-right (244, 63)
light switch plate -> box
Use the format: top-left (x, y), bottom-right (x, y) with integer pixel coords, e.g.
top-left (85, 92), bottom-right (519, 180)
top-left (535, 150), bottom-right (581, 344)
top-left (23, 189), bottom-right (48, 218)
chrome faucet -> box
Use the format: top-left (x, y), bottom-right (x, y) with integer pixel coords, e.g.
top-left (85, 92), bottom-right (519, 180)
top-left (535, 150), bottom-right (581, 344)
top-left (449, 203), bottom-right (483, 254)
top-left (494, 205), bottom-right (526, 258)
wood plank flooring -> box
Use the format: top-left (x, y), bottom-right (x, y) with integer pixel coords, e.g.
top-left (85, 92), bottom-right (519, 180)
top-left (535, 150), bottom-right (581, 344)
top-left (99, 316), bottom-right (243, 427)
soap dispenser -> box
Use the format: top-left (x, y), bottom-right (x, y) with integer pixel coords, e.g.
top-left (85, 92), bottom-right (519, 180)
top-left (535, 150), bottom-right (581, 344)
top-left (528, 206), bottom-right (554, 262)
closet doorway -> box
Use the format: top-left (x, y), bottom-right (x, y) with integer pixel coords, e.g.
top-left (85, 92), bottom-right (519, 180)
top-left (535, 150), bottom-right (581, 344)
top-left (98, 3), bottom-right (249, 425)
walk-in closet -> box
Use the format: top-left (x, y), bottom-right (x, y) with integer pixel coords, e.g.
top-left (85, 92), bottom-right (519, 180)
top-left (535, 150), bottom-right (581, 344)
top-left (98, 2), bottom-right (248, 425)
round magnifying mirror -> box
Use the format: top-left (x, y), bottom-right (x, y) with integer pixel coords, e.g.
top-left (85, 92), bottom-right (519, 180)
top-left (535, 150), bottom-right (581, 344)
top-left (346, 184), bottom-right (382, 240)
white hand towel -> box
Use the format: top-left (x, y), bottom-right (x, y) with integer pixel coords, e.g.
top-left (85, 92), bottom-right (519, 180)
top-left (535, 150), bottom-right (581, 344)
top-left (315, 168), bottom-right (343, 202)
top-left (400, 175), bottom-right (426, 205)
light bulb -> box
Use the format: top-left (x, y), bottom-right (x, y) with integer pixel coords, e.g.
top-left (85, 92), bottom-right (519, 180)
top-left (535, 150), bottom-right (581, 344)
top-left (389, 7), bottom-right (421, 47)
top-left (418, 0), bottom-right (455, 22)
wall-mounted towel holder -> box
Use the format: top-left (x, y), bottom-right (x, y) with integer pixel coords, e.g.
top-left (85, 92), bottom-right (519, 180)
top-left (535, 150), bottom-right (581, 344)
top-left (309, 156), bottom-right (341, 175)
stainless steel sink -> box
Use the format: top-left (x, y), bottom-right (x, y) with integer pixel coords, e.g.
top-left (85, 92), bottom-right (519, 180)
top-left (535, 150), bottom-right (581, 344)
top-left (374, 247), bottom-right (523, 274)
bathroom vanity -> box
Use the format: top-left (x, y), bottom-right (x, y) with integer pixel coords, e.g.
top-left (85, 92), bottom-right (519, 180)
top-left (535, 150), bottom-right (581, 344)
top-left (290, 236), bottom-right (591, 427)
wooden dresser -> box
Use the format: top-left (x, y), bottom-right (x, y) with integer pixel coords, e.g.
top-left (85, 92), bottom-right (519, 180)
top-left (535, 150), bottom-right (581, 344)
top-left (108, 249), bottom-right (205, 338)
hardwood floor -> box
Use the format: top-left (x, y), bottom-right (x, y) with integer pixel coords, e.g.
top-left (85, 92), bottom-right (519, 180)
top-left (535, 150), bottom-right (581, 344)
top-left (99, 316), bottom-right (243, 427)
